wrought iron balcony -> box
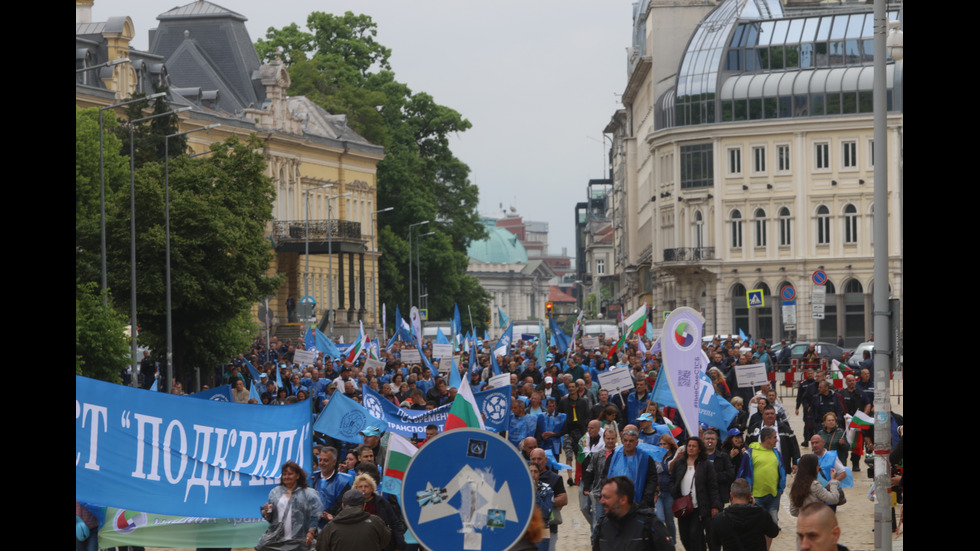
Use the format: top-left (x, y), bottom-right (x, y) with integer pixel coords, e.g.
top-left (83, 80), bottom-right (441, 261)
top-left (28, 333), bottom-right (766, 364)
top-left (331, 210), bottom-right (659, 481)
top-left (663, 247), bottom-right (715, 262)
top-left (271, 219), bottom-right (364, 254)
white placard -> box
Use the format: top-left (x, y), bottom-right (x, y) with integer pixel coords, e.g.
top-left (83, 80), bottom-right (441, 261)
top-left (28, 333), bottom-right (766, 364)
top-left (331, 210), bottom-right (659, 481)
top-left (401, 348), bottom-right (421, 364)
top-left (582, 336), bottom-right (600, 349)
top-left (432, 344), bottom-right (453, 360)
top-left (293, 349), bottom-right (316, 366)
top-left (603, 328), bottom-right (619, 340)
top-left (598, 367), bottom-right (635, 395)
top-left (734, 362), bottom-right (769, 388)
top-left (488, 373), bottom-right (511, 389)
top-left (782, 304), bottom-right (797, 325)
top-left (812, 286), bottom-right (827, 304)
top-left (364, 358), bottom-right (386, 372)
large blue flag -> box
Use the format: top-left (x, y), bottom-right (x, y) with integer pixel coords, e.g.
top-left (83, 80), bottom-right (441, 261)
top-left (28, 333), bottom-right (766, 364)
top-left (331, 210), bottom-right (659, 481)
top-left (449, 356), bottom-right (463, 390)
top-left (469, 340), bottom-right (481, 377)
top-left (549, 316), bottom-right (570, 354)
top-left (453, 304), bottom-right (463, 341)
top-left (489, 345), bottom-right (502, 376)
top-left (189, 385), bottom-right (233, 402)
top-left (495, 321), bottom-right (514, 358)
top-left (498, 307), bottom-right (510, 329)
top-left (242, 357), bottom-right (262, 383)
top-left (435, 328), bottom-right (450, 345)
top-left (313, 390), bottom-right (388, 443)
top-left (76, 375), bottom-right (311, 518)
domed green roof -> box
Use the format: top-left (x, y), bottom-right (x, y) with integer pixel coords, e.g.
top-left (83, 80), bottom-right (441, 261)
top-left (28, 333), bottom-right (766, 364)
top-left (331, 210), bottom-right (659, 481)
top-left (467, 218), bottom-right (528, 264)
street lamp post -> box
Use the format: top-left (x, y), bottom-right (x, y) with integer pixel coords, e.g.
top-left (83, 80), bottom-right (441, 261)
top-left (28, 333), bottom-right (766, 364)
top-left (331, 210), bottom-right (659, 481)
top-left (126, 105), bottom-right (189, 389)
top-left (97, 91), bottom-right (165, 301)
top-left (164, 123), bottom-right (220, 394)
top-left (407, 221), bottom-right (430, 309)
top-left (417, 231), bottom-right (435, 309)
top-left (371, 207), bottom-right (394, 340)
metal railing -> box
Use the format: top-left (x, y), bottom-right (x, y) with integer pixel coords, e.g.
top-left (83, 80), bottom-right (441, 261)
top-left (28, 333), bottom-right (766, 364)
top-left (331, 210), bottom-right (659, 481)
top-left (663, 247), bottom-right (715, 262)
top-left (271, 220), bottom-right (362, 242)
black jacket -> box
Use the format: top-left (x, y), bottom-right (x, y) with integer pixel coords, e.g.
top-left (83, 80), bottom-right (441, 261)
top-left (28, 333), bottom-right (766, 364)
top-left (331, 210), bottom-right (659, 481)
top-left (708, 502), bottom-right (779, 551)
top-left (592, 504), bottom-right (674, 551)
top-left (670, 457), bottom-right (722, 520)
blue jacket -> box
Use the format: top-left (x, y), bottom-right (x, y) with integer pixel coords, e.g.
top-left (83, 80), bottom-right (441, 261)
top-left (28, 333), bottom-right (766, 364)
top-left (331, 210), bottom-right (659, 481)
top-left (737, 443), bottom-right (786, 496)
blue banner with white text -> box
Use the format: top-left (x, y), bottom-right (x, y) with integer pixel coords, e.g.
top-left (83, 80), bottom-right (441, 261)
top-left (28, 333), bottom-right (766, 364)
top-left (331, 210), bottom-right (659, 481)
top-left (75, 375), bottom-right (312, 518)
top-left (359, 385), bottom-right (512, 437)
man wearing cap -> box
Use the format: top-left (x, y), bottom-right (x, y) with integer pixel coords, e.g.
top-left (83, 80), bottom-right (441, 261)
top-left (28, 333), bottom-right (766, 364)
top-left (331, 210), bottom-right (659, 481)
top-left (360, 426), bottom-right (387, 469)
top-left (540, 376), bottom-right (561, 401)
top-left (316, 489), bottom-right (390, 551)
top-left (636, 413), bottom-right (665, 446)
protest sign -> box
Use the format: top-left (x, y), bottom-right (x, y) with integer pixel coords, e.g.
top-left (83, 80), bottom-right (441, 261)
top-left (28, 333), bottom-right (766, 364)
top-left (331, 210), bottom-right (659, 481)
top-left (734, 363), bottom-right (768, 388)
top-left (401, 348), bottom-right (421, 364)
top-left (98, 507), bottom-right (266, 549)
top-left (597, 368), bottom-right (635, 395)
top-left (293, 348), bottom-right (316, 365)
top-left (432, 343), bottom-right (453, 360)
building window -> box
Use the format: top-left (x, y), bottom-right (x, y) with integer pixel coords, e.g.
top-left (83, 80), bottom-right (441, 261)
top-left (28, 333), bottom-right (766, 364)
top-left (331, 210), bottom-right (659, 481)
top-left (844, 204), bottom-right (858, 244)
top-left (815, 142), bottom-right (830, 170)
top-left (731, 210), bottom-right (743, 249)
top-left (728, 147), bottom-right (742, 176)
top-left (752, 146), bottom-right (766, 174)
top-left (596, 258), bottom-right (605, 275)
top-left (867, 139), bottom-right (875, 168)
top-left (777, 144), bottom-right (791, 173)
top-left (816, 205), bottom-right (831, 245)
top-left (842, 140), bottom-right (857, 169)
top-left (680, 143), bottom-right (714, 189)
top-left (779, 207), bottom-right (791, 246)
top-left (754, 209), bottom-right (767, 247)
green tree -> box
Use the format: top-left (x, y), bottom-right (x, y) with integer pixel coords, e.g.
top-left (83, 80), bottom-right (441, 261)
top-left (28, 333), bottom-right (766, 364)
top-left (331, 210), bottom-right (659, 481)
top-left (77, 107), bottom-right (283, 382)
top-left (76, 283), bottom-right (129, 383)
top-left (257, 12), bottom-right (490, 330)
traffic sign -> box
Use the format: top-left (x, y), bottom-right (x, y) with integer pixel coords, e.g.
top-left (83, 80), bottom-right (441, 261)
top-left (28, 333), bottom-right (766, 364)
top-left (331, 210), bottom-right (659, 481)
top-left (811, 270), bottom-right (827, 286)
top-left (662, 310), bottom-right (671, 320)
top-left (401, 428), bottom-right (534, 551)
top-left (747, 289), bottom-right (765, 308)
top-left (419, 308), bottom-right (429, 321)
top-left (781, 285), bottom-right (797, 302)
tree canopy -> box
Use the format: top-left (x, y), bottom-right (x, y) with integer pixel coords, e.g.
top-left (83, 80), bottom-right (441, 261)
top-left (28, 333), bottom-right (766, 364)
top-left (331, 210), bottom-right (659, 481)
top-left (76, 106), bottom-right (282, 383)
top-left (257, 12), bottom-right (490, 333)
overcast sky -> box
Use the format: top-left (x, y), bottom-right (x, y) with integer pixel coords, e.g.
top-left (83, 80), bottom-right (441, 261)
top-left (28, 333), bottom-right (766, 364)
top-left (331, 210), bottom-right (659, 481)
top-left (94, 0), bottom-right (632, 258)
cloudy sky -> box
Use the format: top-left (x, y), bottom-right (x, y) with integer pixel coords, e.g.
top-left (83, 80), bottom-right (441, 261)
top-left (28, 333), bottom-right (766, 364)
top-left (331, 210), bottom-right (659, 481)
top-left (94, 0), bottom-right (633, 257)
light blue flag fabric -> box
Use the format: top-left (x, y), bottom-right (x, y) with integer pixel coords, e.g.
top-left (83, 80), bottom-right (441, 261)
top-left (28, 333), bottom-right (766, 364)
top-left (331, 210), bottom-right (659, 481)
top-left (313, 390), bottom-right (388, 443)
top-left (189, 385), bottom-right (233, 401)
top-left (549, 316), bottom-right (570, 354)
top-left (149, 378), bottom-right (158, 392)
top-left (651, 368), bottom-right (737, 430)
top-left (248, 380), bottom-right (261, 402)
top-left (497, 322), bottom-right (514, 356)
top-left (498, 307), bottom-right (510, 329)
top-left (739, 328), bottom-right (748, 341)
top-left (305, 327), bottom-right (317, 353)
top-left (449, 356), bottom-right (462, 389)
top-left (544, 449), bottom-right (573, 471)
top-left (436, 328), bottom-right (450, 345)
top-left (637, 442), bottom-right (668, 462)
top-left (242, 357), bottom-right (262, 383)
top-left (489, 346), bottom-right (502, 376)
top-left (316, 332), bottom-right (341, 360)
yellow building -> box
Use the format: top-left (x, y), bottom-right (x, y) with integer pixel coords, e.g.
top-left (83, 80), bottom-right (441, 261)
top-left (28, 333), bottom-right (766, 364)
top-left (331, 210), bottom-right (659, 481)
top-left (76, 0), bottom-right (385, 340)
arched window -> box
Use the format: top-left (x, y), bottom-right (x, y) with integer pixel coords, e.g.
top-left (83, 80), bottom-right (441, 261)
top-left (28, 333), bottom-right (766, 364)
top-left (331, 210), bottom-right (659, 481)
top-left (754, 208), bottom-right (767, 247)
top-left (816, 205), bottom-right (830, 245)
top-left (779, 207), bottom-right (791, 246)
top-left (731, 210), bottom-right (743, 248)
top-left (844, 204), bottom-right (858, 244)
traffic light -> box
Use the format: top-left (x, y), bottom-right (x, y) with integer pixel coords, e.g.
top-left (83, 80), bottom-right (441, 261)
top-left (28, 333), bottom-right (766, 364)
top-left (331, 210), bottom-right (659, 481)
top-left (545, 301), bottom-right (554, 318)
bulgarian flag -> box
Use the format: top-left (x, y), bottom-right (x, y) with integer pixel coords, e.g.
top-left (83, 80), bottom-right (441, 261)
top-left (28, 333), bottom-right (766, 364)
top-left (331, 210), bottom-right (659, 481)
top-left (381, 433), bottom-right (418, 497)
top-left (848, 411), bottom-right (874, 431)
top-left (445, 377), bottom-right (485, 430)
top-left (345, 322), bottom-right (366, 363)
top-left (665, 419), bottom-right (684, 438)
top-left (829, 360), bottom-right (844, 389)
top-left (608, 303), bottom-right (648, 359)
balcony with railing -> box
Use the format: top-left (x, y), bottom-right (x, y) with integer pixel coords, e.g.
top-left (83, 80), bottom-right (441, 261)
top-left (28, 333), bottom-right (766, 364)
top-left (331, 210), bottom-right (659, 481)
top-left (662, 247), bottom-right (715, 263)
top-left (271, 219), bottom-right (365, 253)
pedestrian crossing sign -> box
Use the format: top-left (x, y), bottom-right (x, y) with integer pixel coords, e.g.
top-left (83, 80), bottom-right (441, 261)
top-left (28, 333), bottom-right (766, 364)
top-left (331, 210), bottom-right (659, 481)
top-left (747, 289), bottom-right (765, 308)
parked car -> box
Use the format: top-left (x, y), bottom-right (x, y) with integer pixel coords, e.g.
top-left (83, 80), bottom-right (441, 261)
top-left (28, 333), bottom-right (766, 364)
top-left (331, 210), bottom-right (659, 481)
top-left (787, 341), bottom-right (851, 365)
